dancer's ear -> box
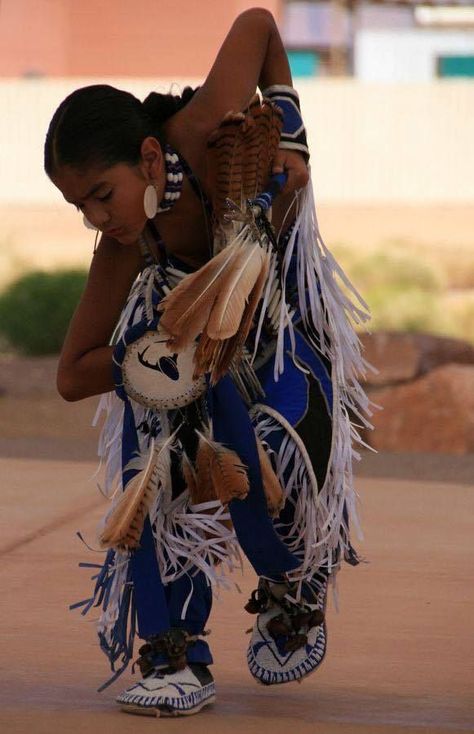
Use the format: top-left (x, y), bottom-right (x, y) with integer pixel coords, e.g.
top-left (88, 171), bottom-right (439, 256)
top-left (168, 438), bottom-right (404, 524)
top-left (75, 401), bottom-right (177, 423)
top-left (139, 137), bottom-right (163, 181)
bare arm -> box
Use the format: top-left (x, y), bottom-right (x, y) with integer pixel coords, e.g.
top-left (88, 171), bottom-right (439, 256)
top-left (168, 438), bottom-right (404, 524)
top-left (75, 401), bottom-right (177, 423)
top-left (190, 8), bottom-right (292, 122)
top-left (183, 8), bottom-right (308, 192)
top-left (57, 236), bottom-right (142, 401)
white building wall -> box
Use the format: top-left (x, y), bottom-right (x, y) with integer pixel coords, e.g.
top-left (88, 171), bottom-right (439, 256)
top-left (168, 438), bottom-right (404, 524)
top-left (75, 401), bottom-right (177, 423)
top-left (0, 78), bottom-right (473, 205)
top-left (355, 29), bottom-right (474, 82)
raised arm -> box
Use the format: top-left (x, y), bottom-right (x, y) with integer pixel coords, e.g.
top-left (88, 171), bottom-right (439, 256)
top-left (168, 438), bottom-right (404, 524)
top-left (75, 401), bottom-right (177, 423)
top-left (190, 8), bottom-right (292, 121)
top-left (183, 8), bottom-right (309, 192)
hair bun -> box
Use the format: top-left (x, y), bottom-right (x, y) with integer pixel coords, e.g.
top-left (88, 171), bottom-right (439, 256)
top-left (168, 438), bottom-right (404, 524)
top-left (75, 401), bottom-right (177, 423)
top-left (142, 87), bottom-right (197, 127)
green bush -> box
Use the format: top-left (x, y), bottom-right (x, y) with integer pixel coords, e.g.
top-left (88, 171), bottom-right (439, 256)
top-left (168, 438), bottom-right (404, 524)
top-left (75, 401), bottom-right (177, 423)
top-left (349, 250), bottom-right (443, 293)
top-left (330, 244), bottom-right (461, 336)
top-left (0, 269), bottom-right (87, 355)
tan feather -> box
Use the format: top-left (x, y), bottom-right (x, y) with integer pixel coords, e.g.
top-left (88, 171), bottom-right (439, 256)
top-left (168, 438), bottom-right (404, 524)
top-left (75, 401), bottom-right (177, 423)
top-left (256, 437), bottom-right (285, 518)
top-left (98, 437), bottom-right (173, 551)
top-left (210, 248), bottom-right (270, 380)
top-left (192, 247), bottom-right (270, 383)
top-left (158, 240), bottom-right (241, 349)
top-left (206, 241), bottom-right (264, 340)
top-left (193, 333), bottom-right (223, 381)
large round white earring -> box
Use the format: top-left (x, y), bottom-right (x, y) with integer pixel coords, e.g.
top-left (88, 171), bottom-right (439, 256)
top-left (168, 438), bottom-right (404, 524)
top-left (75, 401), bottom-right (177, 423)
top-left (83, 214), bottom-right (96, 230)
top-left (144, 184), bottom-right (158, 219)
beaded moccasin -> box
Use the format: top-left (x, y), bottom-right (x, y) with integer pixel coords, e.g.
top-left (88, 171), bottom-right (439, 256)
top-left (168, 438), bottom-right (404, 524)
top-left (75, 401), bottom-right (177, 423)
top-left (117, 628), bottom-right (216, 717)
top-left (246, 574), bottom-right (328, 685)
top-left (117, 663), bottom-right (216, 717)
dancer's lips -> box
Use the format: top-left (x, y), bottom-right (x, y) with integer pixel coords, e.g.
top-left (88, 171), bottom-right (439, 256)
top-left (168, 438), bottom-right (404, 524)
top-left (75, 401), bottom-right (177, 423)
top-left (105, 227), bottom-right (124, 238)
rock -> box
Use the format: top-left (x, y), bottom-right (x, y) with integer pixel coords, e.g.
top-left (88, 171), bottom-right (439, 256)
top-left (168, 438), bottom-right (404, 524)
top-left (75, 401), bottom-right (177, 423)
top-left (360, 331), bottom-right (474, 387)
top-left (360, 332), bottom-right (419, 385)
top-left (366, 364), bottom-right (474, 454)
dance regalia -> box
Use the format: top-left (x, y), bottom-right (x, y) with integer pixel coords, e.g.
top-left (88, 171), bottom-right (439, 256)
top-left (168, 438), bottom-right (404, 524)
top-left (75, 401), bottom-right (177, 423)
top-left (74, 99), bottom-right (373, 689)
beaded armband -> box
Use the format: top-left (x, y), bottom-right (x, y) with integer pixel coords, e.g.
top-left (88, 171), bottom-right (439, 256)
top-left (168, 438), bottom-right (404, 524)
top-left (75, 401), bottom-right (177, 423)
top-left (262, 84), bottom-right (309, 161)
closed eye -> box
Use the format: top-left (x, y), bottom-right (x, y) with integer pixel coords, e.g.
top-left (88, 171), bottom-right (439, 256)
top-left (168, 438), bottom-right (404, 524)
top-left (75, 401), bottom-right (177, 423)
top-left (97, 191), bottom-right (112, 202)
top-left (73, 190), bottom-right (112, 210)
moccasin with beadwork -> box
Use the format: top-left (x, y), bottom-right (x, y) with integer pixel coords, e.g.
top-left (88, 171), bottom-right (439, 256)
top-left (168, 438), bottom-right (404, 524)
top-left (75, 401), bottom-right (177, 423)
top-left (117, 663), bottom-right (216, 717)
top-left (246, 574), bottom-right (328, 685)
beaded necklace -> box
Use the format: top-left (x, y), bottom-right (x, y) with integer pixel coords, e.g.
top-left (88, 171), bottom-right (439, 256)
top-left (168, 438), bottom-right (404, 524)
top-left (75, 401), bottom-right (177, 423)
top-left (146, 145), bottom-right (213, 266)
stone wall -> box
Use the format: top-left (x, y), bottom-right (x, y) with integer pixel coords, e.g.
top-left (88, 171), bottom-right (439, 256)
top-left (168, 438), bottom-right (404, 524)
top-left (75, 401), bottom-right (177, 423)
top-left (360, 332), bottom-right (474, 454)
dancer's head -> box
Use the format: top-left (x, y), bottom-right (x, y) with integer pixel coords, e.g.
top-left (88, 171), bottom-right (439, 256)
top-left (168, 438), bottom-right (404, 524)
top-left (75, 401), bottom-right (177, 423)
top-left (44, 84), bottom-right (193, 243)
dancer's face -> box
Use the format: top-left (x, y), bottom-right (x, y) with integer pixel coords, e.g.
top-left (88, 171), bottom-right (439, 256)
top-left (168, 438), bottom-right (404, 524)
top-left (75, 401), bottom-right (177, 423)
top-left (51, 137), bottom-right (164, 245)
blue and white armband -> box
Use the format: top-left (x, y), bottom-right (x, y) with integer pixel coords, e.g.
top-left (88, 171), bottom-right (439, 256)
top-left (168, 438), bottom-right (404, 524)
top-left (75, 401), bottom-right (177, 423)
top-left (262, 84), bottom-right (309, 161)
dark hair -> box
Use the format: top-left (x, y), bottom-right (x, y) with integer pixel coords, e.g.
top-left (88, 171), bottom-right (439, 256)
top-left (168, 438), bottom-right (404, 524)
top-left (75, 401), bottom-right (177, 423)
top-left (44, 84), bottom-right (196, 176)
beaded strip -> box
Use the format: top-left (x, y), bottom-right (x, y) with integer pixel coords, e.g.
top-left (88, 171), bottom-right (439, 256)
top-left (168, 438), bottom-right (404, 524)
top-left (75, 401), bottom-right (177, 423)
top-left (262, 85), bottom-right (310, 161)
top-left (157, 145), bottom-right (185, 213)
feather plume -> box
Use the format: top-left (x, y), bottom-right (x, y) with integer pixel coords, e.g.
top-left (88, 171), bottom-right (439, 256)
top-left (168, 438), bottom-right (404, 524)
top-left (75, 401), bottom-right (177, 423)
top-left (158, 241), bottom-right (240, 349)
top-left (181, 451), bottom-right (198, 501)
top-left (189, 442), bottom-right (217, 505)
top-left (206, 241), bottom-right (264, 340)
top-left (189, 433), bottom-right (234, 535)
top-left (193, 246), bottom-right (270, 383)
top-left (196, 430), bottom-right (249, 505)
top-left (213, 247), bottom-right (270, 372)
top-left (98, 434), bottom-right (174, 551)
top-left (206, 110), bottom-right (248, 221)
top-left (206, 96), bottom-right (283, 224)
top-left (256, 436), bottom-right (285, 518)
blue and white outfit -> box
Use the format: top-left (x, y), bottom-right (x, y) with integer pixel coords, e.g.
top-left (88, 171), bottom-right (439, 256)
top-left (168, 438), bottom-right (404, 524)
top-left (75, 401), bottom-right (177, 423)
top-left (75, 167), bottom-right (373, 695)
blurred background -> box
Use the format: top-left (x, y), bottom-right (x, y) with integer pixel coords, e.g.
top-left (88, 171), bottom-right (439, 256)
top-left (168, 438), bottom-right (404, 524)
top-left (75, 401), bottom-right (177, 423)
top-left (0, 0), bottom-right (473, 462)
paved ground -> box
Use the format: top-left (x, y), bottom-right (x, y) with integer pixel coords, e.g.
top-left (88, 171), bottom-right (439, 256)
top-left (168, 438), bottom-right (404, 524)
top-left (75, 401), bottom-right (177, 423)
top-left (0, 454), bottom-right (473, 734)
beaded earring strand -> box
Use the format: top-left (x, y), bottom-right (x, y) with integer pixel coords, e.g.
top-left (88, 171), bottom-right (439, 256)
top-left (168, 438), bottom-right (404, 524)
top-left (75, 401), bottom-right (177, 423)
top-left (144, 145), bottom-right (185, 219)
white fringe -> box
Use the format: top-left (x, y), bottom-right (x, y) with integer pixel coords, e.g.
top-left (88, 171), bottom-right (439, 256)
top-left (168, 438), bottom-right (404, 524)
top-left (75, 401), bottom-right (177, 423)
top-left (249, 177), bottom-right (376, 584)
top-left (151, 492), bottom-right (242, 590)
top-left (93, 179), bottom-right (374, 639)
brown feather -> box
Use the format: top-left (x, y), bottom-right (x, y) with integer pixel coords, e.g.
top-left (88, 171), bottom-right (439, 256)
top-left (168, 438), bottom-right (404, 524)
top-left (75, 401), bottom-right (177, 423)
top-left (194, 436), bottom-right (218, 504)
top-left (209, 247), bottom-right (270, 381)
top-left (181, 452), bottom-right (199, 502)
top-left (193, 433), bottom-right (234, 538)
top-left (256, 437), bottom-right (285, 518)
top-left (206, 96), bottom-right (283, 228)
top-left (99, 443), bottom-right (161, 550)
top-left (195, 431), bottom-right (249, 505)
top-left (193, 247), bottom-right (270, 383)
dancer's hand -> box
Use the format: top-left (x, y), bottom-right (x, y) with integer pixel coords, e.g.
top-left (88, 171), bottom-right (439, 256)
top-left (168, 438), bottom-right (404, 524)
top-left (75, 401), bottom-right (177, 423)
top-left (272, 149), bottom-right (309, 194)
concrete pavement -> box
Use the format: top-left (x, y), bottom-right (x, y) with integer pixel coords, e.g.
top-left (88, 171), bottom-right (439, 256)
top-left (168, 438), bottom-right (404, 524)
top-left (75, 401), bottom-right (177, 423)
top-left (0, 457), bottom-right (473, 733)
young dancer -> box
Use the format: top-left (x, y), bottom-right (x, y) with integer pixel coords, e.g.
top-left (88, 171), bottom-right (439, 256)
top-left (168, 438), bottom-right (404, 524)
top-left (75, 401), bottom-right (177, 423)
top-left (44, 8), bottom-right (371, 717)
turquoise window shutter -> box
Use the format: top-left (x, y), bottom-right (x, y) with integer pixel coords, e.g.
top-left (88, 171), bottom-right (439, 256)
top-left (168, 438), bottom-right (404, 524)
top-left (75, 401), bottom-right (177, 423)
top-left (438, 56), bottom-right (474, 78)
top-left (287, 50), bottom-right (320, 77)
